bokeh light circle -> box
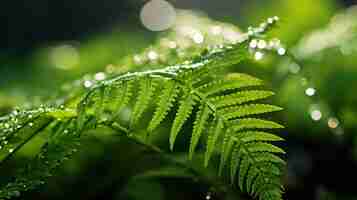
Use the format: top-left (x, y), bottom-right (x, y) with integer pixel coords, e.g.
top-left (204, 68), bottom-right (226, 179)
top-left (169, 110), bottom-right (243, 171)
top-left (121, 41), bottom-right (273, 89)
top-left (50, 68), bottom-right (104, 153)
top-left (50, 44), bottom-right (80, 70)
top-left (140, 0), bottom-right (176, 31)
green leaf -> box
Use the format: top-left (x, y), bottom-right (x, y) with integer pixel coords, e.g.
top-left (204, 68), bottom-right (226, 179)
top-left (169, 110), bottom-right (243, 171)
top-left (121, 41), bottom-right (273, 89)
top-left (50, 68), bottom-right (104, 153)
top-left (238, 156), bottom-right (250, 190)
top-left (211, 90), bottom-right (275, 108)
top-left (198, 73), bottom-right (263, 96)
top-left (130, 77), bottom-right (157, 126)
top-left (189, 104), bottom-right (211, 160)
top-left (0, 116), bottom-right (53, 163)
top-left (245, 142), bottom-right (285, 154)
top-left (114, 80), bottom-right (134, 112)
top-left (230, 142), bottom-right (242, 183)
top-left (148, 80), bottom-right (179, 132)
top-left (219, 104), bottom-right (283, 120)
top-left (240, 131), bottom-right (284, 143)
top-left (231, 118), bottom-right (284, 131)
top-left (219, 133), bottom-right (235, 175)
top-left (169, 94), bottom-right (195, 151)
top-left (204, 117), bottom-right (224, 167)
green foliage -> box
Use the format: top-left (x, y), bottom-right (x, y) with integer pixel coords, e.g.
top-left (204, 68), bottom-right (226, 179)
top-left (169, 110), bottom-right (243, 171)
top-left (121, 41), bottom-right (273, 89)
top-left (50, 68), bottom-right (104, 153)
top-left (0, 25), bottom-right (285, 200)
top-left (147, 80), bottom-right (178, 133)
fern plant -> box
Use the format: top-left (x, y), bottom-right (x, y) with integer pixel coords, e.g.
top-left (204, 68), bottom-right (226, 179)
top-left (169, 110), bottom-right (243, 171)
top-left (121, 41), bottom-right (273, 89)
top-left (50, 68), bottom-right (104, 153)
top-left (0, 17), bottom-right (285, 200)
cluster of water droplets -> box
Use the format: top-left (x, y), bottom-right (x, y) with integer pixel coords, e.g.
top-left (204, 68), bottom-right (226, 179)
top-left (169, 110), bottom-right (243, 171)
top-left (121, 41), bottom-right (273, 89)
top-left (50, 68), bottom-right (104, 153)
top-left (59, 71), bottom-right (109, 98)
top-left (0, 109), bottom-right (33, 152)
top-left (280, 7), bottom-right (357, 136)
top-left (129, 14), bottom-right (283, 68)
top-left (276, 50), bottom-right (343, 136)
top-left (0, 105), bottom-right (74, 152)
top-left (82, 72), bottom-right (107, 89)
top-left (245, 16), bottom-right (288, 61)
top-left (57, 14), bottom-right (285, 100)
top-left (292, 67), bottom-right (343, 136)
top-left (0, 103), bottom-right (81, 198)
top-left (89, 12), bottom-right (243, 71)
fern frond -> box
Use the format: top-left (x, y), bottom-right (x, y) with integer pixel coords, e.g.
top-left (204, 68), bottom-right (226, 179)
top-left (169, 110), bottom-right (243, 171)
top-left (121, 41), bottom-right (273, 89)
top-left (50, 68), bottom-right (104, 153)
top-left (241, 131), bottom-right (284, 142)
top-left (219, 104), bottom-right (283, 120)
top-left (0, 110), bottom-right (79, 199)
top-left (245, 142), bottom-right (285, 154)
top-left (0, 18), bottom-right (287, 200)
top-left (169, 93), bottom-right (195, 150)
top-left (218, 131), bottom-right (235, 175)
top-left (147, 80), bottom-right (178, 132)
top-left (204, 117), bottom-right (224, 167)
top-left (230, 142), bottom-right (241, 183)
top-left (74, 56), bottom-right (285, 200)
top-left (189, 104), bottom-right (211, 160)
top-left (113, 80), bottom-right (135, 112)
top-left (130, 77), bottom-right (157, 126)
top-left (103, 80), bottom-right (132, 114)
top-left (231, 118), bottom-right (284, 131)
top-left (211, 90), bottom-right (275, 108)
top-left (0, 117), bottom-right (51, 162)
top-left (198, 73), bottom-right (263, 96)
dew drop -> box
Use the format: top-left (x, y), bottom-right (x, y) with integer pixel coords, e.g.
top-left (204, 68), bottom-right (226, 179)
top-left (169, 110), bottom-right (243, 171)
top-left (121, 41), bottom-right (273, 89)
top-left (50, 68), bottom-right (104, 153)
top-left (29, 122), bottom-right (34, 127)
top-left (4, 123), bottom-right (10, 129)
top-left (249, 39), bottom-right (258, 49)
top-left (260, 22), bottom-right (267, 29)
top-left (310, 110), bottom-right (322, 121)
top-left (254, 51), bottom-right (264, 60)
top-left (12, 110), bottom-right (19, 116)
top-left (84, 80), bottom-right (93, 88)
top-left (9, 148), bottom-right (14, 153)
top-left (148, 50), bottom-right (159, 60)
top-left (205, 192), bottom-right (212, 200)
top-left (277, 47), bottom-right (286, 55)
top-left (257, 40), bottom-right (267, 49)
top-left (328, 117), bottom-right (339, 129)
top-left (255, 27), bottom-right (264, 33)
top-left (305, 88), bottom-right (316, 96)
top-left (94, 72), bottom-right (106, 81)
top-left (193, 32), bottom-right (204, 44)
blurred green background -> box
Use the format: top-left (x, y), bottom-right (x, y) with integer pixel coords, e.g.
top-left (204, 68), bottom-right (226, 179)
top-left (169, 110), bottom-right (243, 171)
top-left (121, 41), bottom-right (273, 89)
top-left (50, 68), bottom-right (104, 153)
top-left (1, 0), bottom-right (357, 199)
